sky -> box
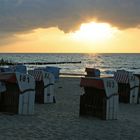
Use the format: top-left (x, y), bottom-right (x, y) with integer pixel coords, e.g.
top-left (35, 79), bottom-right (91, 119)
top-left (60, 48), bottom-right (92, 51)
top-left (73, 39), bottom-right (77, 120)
top-left (0, 0), bottom-right (140, 53)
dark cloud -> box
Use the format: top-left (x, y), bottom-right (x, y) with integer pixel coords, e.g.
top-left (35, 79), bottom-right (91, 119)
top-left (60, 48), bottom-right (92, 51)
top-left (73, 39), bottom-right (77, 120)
top-left (0, 0), bottom-right (140, 41)
top-left (0, 32), bottom-right (18, 46)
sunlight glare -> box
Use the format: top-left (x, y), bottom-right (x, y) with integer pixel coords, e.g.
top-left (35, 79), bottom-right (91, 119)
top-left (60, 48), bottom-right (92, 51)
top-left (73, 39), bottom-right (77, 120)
top-left (72, 22), bottom-right (119, 42)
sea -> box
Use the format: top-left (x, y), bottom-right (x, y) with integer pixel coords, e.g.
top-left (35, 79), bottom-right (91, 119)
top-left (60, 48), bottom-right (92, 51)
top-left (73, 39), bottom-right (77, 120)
top-left (0, 53), bottom-right (140, 76)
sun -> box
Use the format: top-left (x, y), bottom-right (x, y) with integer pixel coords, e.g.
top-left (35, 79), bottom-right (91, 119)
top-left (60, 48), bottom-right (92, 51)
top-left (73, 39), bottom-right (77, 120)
top-left (72, 22), bottom-right (118, 42)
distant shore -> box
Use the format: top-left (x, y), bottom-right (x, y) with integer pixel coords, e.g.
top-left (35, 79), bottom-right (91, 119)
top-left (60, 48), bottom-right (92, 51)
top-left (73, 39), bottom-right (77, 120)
top-left (0, 58), bottom-right (81, 66)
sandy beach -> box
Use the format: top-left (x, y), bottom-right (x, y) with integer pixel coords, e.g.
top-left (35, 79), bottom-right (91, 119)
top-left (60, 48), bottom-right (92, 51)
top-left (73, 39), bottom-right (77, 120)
top-left (0, 76), bottom-right (140, 140)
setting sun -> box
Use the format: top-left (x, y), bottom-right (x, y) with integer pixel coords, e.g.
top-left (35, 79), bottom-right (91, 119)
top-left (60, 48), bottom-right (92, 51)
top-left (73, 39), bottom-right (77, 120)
top-left (72, 22), bottom-right (119, 42)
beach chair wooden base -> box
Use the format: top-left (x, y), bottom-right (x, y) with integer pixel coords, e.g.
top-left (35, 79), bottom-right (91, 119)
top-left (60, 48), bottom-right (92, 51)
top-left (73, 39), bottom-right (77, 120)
top-left (35, 81), bottom-right (44, 104)
top-left (0, 83), bottom-right (19, 114)
top-left (80, 88), bottom-right (106, 120)
top-left (118, 83), bottom-right (130, 103)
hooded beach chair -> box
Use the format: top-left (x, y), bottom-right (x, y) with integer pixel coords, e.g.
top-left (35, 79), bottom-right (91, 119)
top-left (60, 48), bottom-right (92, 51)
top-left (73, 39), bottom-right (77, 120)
top-left (80, 77), bottom-right (118, 120)
top-left (28, 70), bottom-right (55, 104)
top-left (85, 68), bottom-right (100, 77)
top-left (0, 67), bottom-right (13, 72)
top-left (35, 66), bottom-right (60, 82)
top-left (45, 66), bottom-right (60, 81)
top-left (0, 72), bottom-right (35, 115)
top-left (9, 64), bottom-right (27, 74)
top-left (114, 70), bottom-right (139, 104)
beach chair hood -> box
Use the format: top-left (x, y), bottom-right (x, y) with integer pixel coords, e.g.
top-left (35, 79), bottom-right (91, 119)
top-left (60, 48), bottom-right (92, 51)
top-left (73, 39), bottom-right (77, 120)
top-left (80, 77), bottom-right (118, 98)
top-left (0, 72), bottom-right (35, 92)
top-left (103, 78), bottom-right (118, 99)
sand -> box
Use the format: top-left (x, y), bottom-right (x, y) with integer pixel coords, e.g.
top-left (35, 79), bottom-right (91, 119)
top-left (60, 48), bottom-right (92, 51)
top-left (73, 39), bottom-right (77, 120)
top-left (0, 77), bottom-right (140, 140)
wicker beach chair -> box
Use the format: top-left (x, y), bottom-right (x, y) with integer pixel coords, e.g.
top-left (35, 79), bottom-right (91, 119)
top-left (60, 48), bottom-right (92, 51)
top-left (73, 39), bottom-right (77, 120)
top-left (0, 72), bottom-right (35, 115)
top-left (85, 68), bottom-right (100, 77)
top-left (114, 70), bottom-right (139, 104)
top-left (80, 77), bottom-right (118, 120)
top-left (35, 66), bottom-right (60, 82)
top-left (28, 70), bottom-right (55, 104)
top-left (0, 67), bottom-right (13, 72)
top-left (9, 64), bottom-right (27, 74)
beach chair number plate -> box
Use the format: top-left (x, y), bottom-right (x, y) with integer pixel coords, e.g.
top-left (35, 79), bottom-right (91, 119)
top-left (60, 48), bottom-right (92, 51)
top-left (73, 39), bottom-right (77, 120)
top-left (19, 75), bottom-right (30, 83)
top-left (44, 73), bottom-right (50, 78)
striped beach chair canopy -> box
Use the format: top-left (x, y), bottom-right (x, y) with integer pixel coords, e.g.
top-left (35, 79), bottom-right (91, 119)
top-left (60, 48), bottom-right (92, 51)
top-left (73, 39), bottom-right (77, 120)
top-left (28, 70), bottom-right (44, 81)
top-left (114, 70), bottom-right (132, 84)
top-left (34, 66), bottom-right (60, 81)
top-left (28, 69), bottom-right (55, 83)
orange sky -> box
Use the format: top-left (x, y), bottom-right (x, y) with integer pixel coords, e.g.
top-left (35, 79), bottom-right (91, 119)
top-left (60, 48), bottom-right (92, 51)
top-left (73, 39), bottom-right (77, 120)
top-left (0, 0), bottom-right (140, 53)
top-left (0, 22), bottom-right (140, 53)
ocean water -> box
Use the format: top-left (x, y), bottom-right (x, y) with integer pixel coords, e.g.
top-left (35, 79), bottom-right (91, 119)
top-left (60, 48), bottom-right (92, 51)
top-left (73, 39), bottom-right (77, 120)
top-left (0, 53), bottom-right (140, 75)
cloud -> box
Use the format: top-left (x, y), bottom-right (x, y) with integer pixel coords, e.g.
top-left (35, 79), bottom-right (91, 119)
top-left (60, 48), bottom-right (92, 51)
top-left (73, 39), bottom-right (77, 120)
top-left (0, 0), bottom-right (140, 40)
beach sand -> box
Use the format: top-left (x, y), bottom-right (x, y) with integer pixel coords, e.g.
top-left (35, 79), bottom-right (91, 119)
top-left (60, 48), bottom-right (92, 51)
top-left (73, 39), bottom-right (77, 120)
top-left (0, 77), bottom-right (140, 140)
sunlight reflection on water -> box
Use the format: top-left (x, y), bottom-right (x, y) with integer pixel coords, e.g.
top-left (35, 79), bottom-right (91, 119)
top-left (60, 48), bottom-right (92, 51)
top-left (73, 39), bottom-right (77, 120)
top-left (0, 53), bottom-right (140, 75)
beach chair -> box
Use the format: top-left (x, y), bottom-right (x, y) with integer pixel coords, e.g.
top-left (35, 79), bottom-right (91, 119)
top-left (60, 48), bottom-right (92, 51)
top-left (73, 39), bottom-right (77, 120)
top-left (0, 72), bottom-right (35, 115)
top-left (35, 66), bottom-right (60, 82)
top-left (85, 68), bottom-right (100, 77)
top-left (45, 66), bottom-right (60, 81)
top-left (0, 67), bottom-right (13, 72)
top-left (28, 70), bottom-right (55, 104)
top-left (80, 77), bottom-right (118, 120)
top-left (9, 64), bottom-right (27, 74)
top-left (114, 70), bottom-right (139, 104)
